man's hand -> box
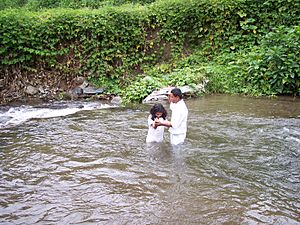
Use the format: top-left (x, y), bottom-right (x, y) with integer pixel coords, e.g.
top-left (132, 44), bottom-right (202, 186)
top-left (156, 119), bottom-right (172, 128)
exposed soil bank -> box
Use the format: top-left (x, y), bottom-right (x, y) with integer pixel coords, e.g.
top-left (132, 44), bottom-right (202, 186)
top-left (0, 73), bottom-right (113, 106)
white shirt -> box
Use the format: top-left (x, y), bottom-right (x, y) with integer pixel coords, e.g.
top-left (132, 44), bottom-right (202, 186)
top-left (169, 99), bottom-right (188, 135)
top-left (146, 115), bottom-right (166, 143)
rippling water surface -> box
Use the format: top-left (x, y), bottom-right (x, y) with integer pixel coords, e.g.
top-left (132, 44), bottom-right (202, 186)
top-left (0, 95), bottom-right (299, 224)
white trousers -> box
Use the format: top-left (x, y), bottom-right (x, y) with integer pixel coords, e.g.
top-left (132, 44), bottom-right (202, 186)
top-left (170, 133), bottom-right (186, 145)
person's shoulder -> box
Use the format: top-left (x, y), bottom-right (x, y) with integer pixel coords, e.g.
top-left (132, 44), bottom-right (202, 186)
top-left (180, 100), bottom-right (188, 111)
top-left (179, 99), bottom-right (187, 106)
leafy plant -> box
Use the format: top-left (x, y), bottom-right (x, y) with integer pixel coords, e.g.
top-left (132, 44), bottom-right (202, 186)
top-left (204, 26), bottom-right (300, 96)
top-left (246, 26), bottom-right (300, 95)
top-left (0, 0), bottom-right (299, 104)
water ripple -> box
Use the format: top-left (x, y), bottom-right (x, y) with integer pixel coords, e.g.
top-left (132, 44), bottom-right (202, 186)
top-left (1, 96), bottom-right (300, 224)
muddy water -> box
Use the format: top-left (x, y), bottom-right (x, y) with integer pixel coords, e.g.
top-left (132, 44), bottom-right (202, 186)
top-left (0, 95), bottom-right (299, 224)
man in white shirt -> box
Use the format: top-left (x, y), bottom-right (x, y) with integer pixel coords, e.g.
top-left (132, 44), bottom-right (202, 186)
top-left (156, 88), bottom-right (188, 145)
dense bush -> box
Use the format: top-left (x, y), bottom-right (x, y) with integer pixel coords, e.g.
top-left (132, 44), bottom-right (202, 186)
top-left (0, 0), bottom-right (299, 103)
top-left (246, 26), bottom-right (299, 95)
top-left (0, 6), bottom-right (151, 81)
top-left (0, 0), bottom-right (27, 10)
top-left (205, 25), bottom-right (300, 96)
top-left (0, 0), bottom-right (155, 10)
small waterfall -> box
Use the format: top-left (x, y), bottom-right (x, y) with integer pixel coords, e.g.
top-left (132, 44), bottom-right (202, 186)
top-left (0, 101), bottom-right (117, 128)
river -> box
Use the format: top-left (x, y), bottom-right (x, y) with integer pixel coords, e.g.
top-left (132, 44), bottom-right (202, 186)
top-left (0, 95), bottom-right (299, 224)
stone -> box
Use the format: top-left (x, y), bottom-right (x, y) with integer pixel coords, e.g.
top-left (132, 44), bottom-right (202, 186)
top-left (25, 85), bottom-right (38, 95)
top-left (111, 96), bottom-right (122, 105)
top-left (82, 86), bottom-right (104, 95)
top-left (74, 76), bottom-right (85, 85)
top-left (142, 81), bottom-right (209, 104)
top-left (142, 86), bottom-right (174, 103)
top-left (72, 87), bottom-right (83, 95)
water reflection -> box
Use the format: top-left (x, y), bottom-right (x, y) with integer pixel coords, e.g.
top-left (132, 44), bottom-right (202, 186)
top-left (0, 95), bottom-right (300, 224)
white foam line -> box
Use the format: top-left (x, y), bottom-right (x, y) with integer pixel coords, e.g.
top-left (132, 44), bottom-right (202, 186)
top-left (0, 103), bottom-right (118, 128)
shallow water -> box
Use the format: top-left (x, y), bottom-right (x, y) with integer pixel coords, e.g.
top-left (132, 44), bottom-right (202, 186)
top-left (0, 95), bottom-right (299, 224)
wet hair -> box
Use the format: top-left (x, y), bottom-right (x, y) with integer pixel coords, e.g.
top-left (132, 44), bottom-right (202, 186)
top-left (150, 103), bottom-right (167, 120)
top-left (170, 88), bottom-right (183, 99)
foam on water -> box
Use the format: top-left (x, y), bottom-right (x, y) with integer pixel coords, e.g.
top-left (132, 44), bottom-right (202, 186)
top-left (0, 101), bottom-right (116, 128)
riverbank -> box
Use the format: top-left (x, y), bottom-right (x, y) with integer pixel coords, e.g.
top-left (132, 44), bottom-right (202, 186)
top-left (1, 1), bottom-right (298, 105)
top-left (0, 74), bottom-right (115, 106)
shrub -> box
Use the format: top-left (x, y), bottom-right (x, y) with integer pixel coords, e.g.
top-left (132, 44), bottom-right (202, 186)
top-left (0, 0), bottom-right (299, 102)
top-left (246, 26), bottom-right (300, 95)
top-left (205, 26), bottom-right (300, 96)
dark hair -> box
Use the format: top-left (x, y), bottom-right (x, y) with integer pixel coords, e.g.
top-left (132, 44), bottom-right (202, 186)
top-left (171, 88), bottom-right (183, 99)
top-left (150, 103), bottom-right (167, 120)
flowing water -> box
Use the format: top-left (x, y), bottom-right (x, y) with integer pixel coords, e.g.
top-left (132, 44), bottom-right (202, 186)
top-left (0, 95), bottom-right (299, 225)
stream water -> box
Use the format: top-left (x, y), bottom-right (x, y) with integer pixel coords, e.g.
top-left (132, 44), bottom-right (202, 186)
top-left (0, 95), bottom-right (299, 224)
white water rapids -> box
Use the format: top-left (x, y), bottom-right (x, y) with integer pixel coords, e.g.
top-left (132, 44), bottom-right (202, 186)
top-left (0, 101), bottom-right (117, 129)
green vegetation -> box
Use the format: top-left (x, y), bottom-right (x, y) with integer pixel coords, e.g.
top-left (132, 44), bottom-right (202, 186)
top-left (0, 0), bottom-right (299, 103)
top-left (0, 0), bottom-right (155, 10)
top-left (204, 25), bottom-right (300, 96)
